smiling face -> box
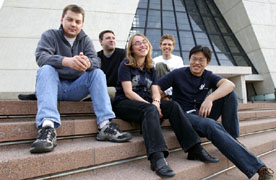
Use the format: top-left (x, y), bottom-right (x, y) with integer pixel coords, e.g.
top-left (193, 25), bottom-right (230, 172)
top-left (160, 39), bottom-right (174, 57)
top-left (131, 35), bottom-right (149, 59)
top-left (189, 51), bottom-right (210, 77)
top-left (61, 10), bottom-right (83, 38)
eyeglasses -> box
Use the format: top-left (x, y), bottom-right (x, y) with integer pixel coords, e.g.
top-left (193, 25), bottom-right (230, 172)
top-left (133, 40), bottom-right (148, 47)
top-left (190, 56), bottom-right (206, 64)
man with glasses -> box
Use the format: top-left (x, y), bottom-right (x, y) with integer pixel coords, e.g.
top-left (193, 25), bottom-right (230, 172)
top-left (158, 45), bottom-right (274, 180)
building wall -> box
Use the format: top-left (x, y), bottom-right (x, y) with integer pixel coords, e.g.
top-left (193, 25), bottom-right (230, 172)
top-left (214, 0), bottom-right (276, 94)
top-left (0, 0), bottom-right (139, 99)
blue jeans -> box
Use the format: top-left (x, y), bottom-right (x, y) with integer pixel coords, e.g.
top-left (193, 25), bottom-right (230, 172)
top-left (209, 91), bottom-right (240, 138)
top-left (35, 65), bottom-right (115, 129)
top-left (185, 113), bottom-right (265, 178)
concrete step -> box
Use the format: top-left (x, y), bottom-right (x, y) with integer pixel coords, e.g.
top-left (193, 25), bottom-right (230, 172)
top-left (0, 129), bottom-right (180, 180)
top-left (1, 100), bottom-right (276, 116)
top-left (1, 115), bottom-right (275, 143)
top-left (207, 150), bottom-right (276, 180)
top-left (50, 130), bottom-right (276, 180)
top-left (0, 100), bottom-right (94, 116)
top-left (238, 109), bottom-right (276, 121)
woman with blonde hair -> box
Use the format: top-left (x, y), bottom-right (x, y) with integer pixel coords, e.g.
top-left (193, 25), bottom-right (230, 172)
top-left (112, 34), bottom-right (218, 178)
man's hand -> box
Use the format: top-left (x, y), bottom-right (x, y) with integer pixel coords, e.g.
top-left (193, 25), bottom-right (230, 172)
top-left (199, 97), bottom-right (213, 118)
top-left (62, 52), bottom-right (91, 71)
top-left (152, 101), bottom-right (163, 118)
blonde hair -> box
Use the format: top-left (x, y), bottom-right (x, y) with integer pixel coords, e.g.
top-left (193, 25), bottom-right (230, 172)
top-left (125, 33), bottom-right (154, 70)
top-left (160, 34), bottom-right (175, 47)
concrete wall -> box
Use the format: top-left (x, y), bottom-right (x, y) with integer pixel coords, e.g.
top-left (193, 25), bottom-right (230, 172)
top-left (214, 0), bottom-right (276, 95)
top-left (0, 0), bottom-right (138, 99)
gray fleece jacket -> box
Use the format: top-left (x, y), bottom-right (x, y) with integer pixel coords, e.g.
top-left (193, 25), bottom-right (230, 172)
top-left (35, 25), bottom-right (100, 80)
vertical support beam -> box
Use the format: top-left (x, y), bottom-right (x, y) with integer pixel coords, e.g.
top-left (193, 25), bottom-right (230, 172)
top-left (229, 75), bottom-right (247, 104)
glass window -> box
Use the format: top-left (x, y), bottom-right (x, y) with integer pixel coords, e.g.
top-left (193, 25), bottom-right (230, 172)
top-left (152, 49), bottom-right (162, 58)
top-left (194, 32), bottom-right (211, 48)
top-left (146, 29), bottom-right (162, 50)
top-left (234, 56), bottom-right (250, 66)
top-left (189, 14), bottom-right (205, 32)
top-left (176, 12), bottom-right (191, 30)
top-left (162, 11), bottom-right (176, 30)
top-left (214, 17), bottom-right (229, 33)
top-left (206, 0), bottom-right (219, 16)
top-left (162, 0), bottom-right (173, 11)
top-left (132, 9), bottom-right (147, 28)
top-left (202, 17), bottom-right (218, 33)
top-left (174, 0), bottom-right (186, 12)
top-left (179, 31), bottom-right (195, 51)
top-left (196, 0), bottom-right (209, 15)
top-left (149, 0), bottom-right (160, 10)
top-left (182, 51), bottom-right (190, 64)
top-left (224, 36), bottom-right (241, 53)
top-left (209, 35), bottom-right (227, 53)
top-left (216, 53), bottom-right (234, 66)
top-left (185, 0), bottom-right (198, 14)
top-left (147, 10), bottom-right (161, 28)
top-left (128, 0), bottom-right (257, 73)
top-left (138, 0), bottom-right (148, 9)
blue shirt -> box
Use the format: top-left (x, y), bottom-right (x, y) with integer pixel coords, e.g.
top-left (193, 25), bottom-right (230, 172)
top-left (158, 67), bottom-right (222, 112)
top-left (113, 59), bottom-right (158, 103)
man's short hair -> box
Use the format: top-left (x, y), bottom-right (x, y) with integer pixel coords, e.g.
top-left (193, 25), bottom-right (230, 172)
top-left (160, 34), bottom-right (175, 46)
top-left (62, 4), bottom-right (85, 22)
top-left (99, 30), bottom-right (115, 40)
top-left (189, 45), bottom-right (212, 63)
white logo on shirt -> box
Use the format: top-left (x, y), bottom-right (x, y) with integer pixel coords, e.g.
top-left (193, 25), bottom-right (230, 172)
top-left (199, 83), bottom-right (205, 90)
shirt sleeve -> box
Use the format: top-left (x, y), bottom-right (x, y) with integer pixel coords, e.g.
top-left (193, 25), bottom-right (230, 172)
top-left (151, 68), bottom-right (158, 85)
top-left (208, 72), bottom-right (222, 88)
top-left (118, 61), bottom-right (131, 82)
top-left (35, 31), bottom-right (64, 68)
top-left (158, 70), bottom-right (175, 91)
top-left (83, 36), bottom-right (101, 70)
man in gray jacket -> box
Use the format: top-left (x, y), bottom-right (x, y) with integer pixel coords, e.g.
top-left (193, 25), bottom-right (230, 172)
top-left (30, 4), bottom-right (131, 153)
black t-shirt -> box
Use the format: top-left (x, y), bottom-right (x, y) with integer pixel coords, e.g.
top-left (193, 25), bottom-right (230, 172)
top-left (113, 59), bottom-right (158, 103)
top-left (158, 67), bottom-right (222, 112)
top-left (97, 48), bottom-right (126, 87)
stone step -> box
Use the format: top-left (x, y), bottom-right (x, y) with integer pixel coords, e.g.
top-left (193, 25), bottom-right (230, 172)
top-left (238, 109), bottom-right (276, 121)
top-left (49, 130), bottom-right (276, 180)
top-left (1, 100), bottom-right (276, 116)
top-left (0, 100), bottom-right (94, 116)
top-left (1, 129), bottom-right (181, 180)
top-left (1, 115), bottom-right (275, 143)
top-left (208, 150), bottom-right (276, 180)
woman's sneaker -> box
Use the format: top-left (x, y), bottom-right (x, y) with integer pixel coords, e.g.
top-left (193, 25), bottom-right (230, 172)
top-left (30, 126), bottom-right (57, 153)
top-left (96, 122), bottom-right (132, 142)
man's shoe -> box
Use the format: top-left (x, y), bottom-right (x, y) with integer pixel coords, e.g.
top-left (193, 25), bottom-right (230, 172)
top-left (258, 167), bottom-right (274, 180)
top-left (187, 148), bottom-right (219, 163)
top-left (96, 122), bottom-right (132, 142)
top-left (18, 93), bottom-right (37, 100)
top-left (151, 158), bottom-right (175, 178)
top-left (30, 126), bottom-right (57, 153)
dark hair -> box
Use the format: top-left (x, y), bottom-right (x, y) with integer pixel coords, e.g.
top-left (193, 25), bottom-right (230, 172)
top-left (62, 4), bottom-right (85, 22)
top-left (189, 45), bottom-right (212, 62)
top-left (99, 30), bottom-right (115, 40)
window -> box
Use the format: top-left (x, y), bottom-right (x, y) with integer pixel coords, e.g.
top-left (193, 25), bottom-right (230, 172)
top-left (129, 0), bottom-right (257, 73)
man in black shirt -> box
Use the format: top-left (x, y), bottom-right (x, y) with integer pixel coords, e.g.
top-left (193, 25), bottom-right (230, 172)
top-left (97, 30), bottom-right (126, 99)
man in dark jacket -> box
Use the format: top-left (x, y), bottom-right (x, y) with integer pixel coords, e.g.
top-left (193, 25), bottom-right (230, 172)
top-left (97, 30), bottom-right (125, 99)
top-left (30, 4), bottom-right (131, 154)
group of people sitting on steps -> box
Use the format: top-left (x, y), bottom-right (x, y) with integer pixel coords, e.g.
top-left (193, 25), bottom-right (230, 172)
top-left (20, 4), bottom-right (274, 180)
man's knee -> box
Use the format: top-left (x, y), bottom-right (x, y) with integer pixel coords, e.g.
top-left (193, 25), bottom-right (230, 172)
top-left (37, 65), bottom-right (58, 79)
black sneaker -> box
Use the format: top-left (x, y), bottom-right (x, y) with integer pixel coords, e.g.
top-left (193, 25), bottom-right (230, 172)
top-left (96, 122), bottom-right (132, 142)
top-left (30, 126), bottom-right (57, 153)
